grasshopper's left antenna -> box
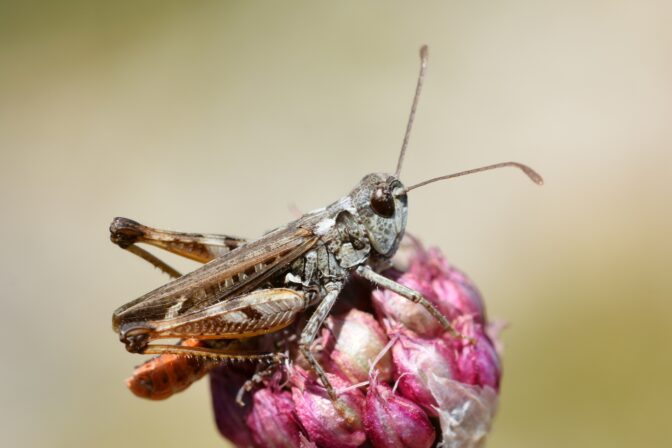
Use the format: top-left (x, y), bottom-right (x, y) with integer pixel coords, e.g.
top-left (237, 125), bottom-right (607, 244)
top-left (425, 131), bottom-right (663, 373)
top-left (395, 45), bottom-right (428, 178)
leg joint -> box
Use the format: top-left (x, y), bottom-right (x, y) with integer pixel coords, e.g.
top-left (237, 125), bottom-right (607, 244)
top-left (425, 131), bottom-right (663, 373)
top-left (110, 217), bottom-right (144, 248)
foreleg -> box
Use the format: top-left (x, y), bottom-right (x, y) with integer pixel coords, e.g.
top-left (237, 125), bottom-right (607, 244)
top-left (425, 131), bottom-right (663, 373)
top-left (356, 265), bottom-right (464, 339)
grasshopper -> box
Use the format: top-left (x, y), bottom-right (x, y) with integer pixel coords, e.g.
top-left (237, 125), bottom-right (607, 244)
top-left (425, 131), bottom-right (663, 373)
top-left (111, 45), bottom-right (543, 404)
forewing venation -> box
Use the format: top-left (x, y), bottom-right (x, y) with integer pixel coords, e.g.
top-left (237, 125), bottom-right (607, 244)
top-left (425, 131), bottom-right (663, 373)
top-left (113, 225), bottom-right (317, 329)
top-left (149, 288), bottom-right (308, 339)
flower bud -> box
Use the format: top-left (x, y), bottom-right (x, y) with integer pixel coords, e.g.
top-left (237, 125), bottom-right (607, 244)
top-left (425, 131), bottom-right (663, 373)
top-left (390, 328), bottom-right (456, 416)
top-left (364, 374), bottom-right (435, 448)
top-left (209, 365), bottom-right (255, 448)
top-left (321, 309), bottom-right (394, 383)
top-left (246, 387), bottom-right (301, 448)
top-left (412, 247), bottom-right (486, 324)
top-left (452, 317), bottom-right (502, 391)
top-left (290, 367), bottom-right (366, 448)
top-left (431, 269), bottom-right (485, 325)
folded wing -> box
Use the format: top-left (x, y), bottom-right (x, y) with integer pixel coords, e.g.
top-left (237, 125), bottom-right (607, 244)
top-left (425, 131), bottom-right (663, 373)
top-left (113, 225), bottom-right (317, 330)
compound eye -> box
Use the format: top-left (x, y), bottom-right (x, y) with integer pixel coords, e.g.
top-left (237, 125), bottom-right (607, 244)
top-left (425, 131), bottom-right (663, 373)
top-left (371, 186), bottom-right (395, 218)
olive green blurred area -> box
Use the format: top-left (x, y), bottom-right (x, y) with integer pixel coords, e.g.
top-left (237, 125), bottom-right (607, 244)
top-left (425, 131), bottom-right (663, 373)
top-left (1, 1), bottom-right (671, 447)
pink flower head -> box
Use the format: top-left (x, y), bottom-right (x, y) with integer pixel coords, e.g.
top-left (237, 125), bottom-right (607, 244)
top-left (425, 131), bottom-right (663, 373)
top-left (208, 244), bottom-right (503, 447)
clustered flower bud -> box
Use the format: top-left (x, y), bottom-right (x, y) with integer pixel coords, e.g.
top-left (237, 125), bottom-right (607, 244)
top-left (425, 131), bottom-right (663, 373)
top-left (364, 373), bottom-right (436, 448)
top-left (389, 327), bottom-right (456, 417)
top-left (320, 309), bottom-right (394, 384)
top-left (246, 386), bottom-right (301, 448)
top-left (291, 367), bottom-right (366, 448)
top-left (210, 244), bottom-right (502, 448)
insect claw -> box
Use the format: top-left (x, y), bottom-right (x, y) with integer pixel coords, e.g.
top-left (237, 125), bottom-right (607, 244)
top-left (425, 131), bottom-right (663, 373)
top-left (444, 323), bottom-right (475, 344)
top-left (332, 397), bottom-right (358, 426)
top-left (235, 394), bottom-right (246, 407)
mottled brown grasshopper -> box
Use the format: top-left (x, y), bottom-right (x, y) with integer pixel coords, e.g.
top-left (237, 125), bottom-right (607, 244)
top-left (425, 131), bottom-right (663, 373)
top-left (111, 46), bottom-right (542, 403)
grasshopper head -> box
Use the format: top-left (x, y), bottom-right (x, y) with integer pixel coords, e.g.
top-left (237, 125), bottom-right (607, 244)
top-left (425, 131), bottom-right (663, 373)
top-left (345, 46), bottom-right (542, 260)
top-left (350, 173), bottom-right (408, 258)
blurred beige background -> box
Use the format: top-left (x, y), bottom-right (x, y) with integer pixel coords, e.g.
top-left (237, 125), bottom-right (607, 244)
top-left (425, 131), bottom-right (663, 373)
top-left (1, 1), bottom-right (671, 447)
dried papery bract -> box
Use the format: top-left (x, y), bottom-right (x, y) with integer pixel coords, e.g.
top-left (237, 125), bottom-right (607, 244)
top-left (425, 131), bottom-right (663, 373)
top-left (429, 375), bottom-right (498, 448)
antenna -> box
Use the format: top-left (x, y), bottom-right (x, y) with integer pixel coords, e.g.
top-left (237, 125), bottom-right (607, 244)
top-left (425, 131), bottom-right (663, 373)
top-left (405, 161), bottom-right (544, 192)
top-left (395, 45), bottom-right (429, 177)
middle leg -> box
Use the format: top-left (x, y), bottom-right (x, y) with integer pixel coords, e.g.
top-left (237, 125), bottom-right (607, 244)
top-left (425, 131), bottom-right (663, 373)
top-left (297, 282), bottom-right (343, 401)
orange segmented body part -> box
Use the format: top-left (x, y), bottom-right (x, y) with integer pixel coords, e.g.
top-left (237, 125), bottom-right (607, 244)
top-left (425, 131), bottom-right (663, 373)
top-left (127, 339), bottom-right (214, 400)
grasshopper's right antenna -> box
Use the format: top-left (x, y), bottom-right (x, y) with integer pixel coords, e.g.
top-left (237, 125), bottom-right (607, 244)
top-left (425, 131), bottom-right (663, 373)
top-left (395, 45), bottom-right (428, 178)
top-left (405, 161), bottom-right (544, 192)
